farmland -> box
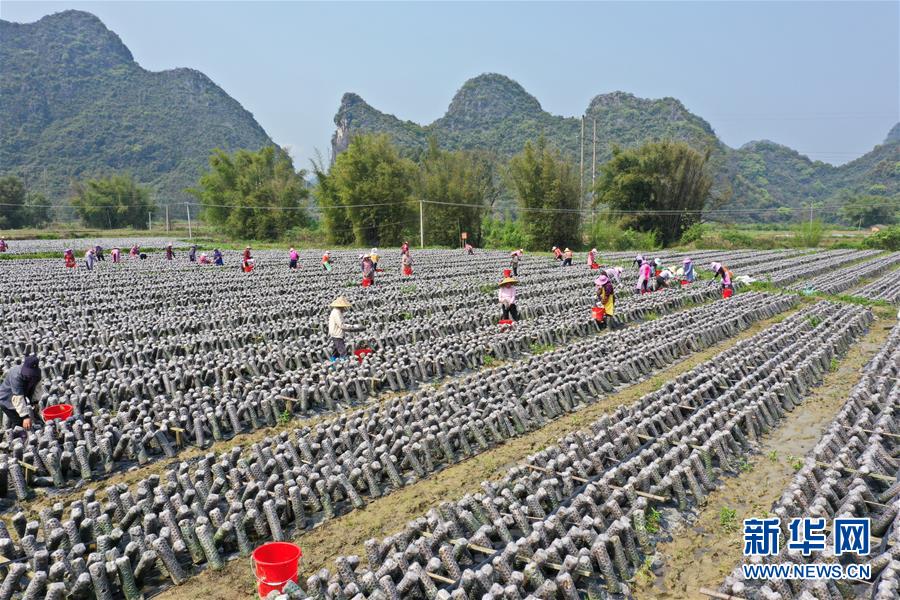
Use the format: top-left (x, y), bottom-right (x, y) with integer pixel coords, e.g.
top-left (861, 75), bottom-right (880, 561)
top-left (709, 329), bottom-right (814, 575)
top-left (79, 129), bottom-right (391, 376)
top-left (0, 243), bottom-right (898, 600)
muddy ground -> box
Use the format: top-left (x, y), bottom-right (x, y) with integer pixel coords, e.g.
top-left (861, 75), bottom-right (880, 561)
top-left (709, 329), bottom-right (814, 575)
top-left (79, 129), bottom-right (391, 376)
top-left (633, 308), bottom-right (895, 600)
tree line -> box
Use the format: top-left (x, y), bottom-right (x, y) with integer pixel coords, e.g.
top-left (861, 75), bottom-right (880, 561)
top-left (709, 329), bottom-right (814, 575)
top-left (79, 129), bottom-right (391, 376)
top-left (2, 134), bottom-right (896, 248)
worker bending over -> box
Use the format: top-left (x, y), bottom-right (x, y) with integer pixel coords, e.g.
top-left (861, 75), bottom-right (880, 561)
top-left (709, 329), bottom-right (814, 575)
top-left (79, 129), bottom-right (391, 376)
top-left (0, 356), bottom-right (43, 430)
top-left (710, 262), bottom-right (734, 291)
top-left (328, 297), bottom-right (362, 359)
top-left (595, 274), bottom-right (616, 329)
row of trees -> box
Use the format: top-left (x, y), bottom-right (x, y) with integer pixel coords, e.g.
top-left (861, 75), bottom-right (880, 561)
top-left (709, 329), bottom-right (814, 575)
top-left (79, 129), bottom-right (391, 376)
top-left (0, 176), bottom-right (51, 228)
top-left (5, 137), bottom-right (895, 248)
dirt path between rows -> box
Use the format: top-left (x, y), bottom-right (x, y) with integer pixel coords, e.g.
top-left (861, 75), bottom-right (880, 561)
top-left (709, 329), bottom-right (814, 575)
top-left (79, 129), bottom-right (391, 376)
top-left (634, 308), bottom-right (895, 600)
top-left (157, 304), bottom-right (806, 600)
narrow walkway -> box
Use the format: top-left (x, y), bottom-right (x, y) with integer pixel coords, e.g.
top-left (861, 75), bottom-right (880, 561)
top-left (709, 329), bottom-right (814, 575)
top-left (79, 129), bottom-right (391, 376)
top-left (156, 305), bottom-right (805, 600)
top-left (635, 309), bottom-right (895, 600)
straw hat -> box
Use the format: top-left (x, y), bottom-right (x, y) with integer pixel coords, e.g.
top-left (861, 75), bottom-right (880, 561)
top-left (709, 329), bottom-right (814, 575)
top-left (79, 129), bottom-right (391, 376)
top-left (498, 277), bottom-right (518, 287)
top-left (330, 296), bottom-right (352, 308)
top-left (564, 248), bottom-right (571, 253)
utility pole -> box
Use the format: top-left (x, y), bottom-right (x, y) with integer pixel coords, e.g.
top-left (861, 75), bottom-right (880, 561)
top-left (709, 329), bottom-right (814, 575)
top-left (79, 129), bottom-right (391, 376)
top-left (165, 205), bottom-right (170, 233)
top-left (186, 203), bottom-right (193, 239)
top-left (148, 212), bottom-right (152, 231)
top-left (419, 200), bottom-right (425, 248)
top-left (591, 119), bottom-right (597, 230)
top-left (579, 116), bottom-right (585, 208)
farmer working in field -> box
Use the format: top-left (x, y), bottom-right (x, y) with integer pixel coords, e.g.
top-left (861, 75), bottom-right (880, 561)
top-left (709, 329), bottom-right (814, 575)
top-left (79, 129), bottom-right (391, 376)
top-left (322, 251), bottom-right (332, 271)
top-left (682, 257), bottom-right (695, 282)
top-left (213, 248), bottom-right (224, 266)
top-left (0, 356), bottom-right (43, 430)
top-left (64, 248), bottom-right (76, 268)
top-left (362, 254), bottom-right (375, 286)
top-left (289, 247), bottom-right (299, 270)
top-left (710, 262), bottom-right (734, 292)
top-left (552, 246), bottom-right (563, 262)
top-left (595, 274), bottom-right (615, 328)
top-left (165, 243), bottom-right (175, 260)
top-left (0, 238), bottom-right (7, 252)
top-left (328, 296), bottom-right (363, 359)
top-left (498, 276), bottom-right (520, 322)
top-left (510, 250), bottom-right (521, 277)
top-left (562, 248), bottom-right (574, 266)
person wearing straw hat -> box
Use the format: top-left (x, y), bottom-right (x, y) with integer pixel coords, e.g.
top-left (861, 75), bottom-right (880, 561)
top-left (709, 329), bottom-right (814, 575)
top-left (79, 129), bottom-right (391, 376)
top-left (328, 297), bottom-right (362, 359)
top-left (552, 246), bottom-right (563, 262)
top-left (498, 276), bottom-right (520, 321)
top-left (0, 356), bottom-right (43, 430)
top-left (562, 248), bottom-right (573, 267)
top-left (370, 248), bottom-right (380, 271)
top-left (510, 249), bottom-right (521, 277)
top-left (322, 250), bottom-right (332, 271)
top-left (288, 247), bottom-right (299, 270)
top-left (165, 242), bottom-right (175, 260)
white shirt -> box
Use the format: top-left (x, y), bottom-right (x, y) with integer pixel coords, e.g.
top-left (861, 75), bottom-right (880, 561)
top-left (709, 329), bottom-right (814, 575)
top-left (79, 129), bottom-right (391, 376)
top-left (328, 308), bottom-right (345, 338)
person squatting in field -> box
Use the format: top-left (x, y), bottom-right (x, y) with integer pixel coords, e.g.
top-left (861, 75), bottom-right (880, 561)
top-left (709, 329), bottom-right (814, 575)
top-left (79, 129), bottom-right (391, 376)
top-left (0, 356), bottom-right (43, 430)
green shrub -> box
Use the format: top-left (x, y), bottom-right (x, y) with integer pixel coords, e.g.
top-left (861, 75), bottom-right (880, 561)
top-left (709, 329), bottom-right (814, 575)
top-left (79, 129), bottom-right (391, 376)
top-left (482, 217), bottom-right (528, 249)
top-left (793, 220), bottom-right (826, 248)
top-left (863, 225), bottom-right (900, 251)
top-left (589, 219), bottom-right (659, 251)
top-left (680, 222), bottom-right (708, 244)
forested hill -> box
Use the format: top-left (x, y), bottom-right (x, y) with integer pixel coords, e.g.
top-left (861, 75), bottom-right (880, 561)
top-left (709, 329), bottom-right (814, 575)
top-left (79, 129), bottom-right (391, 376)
top-left (332, 73), bottom-right (899, 220)
top-left (0, 10), bottom-right (274, 206)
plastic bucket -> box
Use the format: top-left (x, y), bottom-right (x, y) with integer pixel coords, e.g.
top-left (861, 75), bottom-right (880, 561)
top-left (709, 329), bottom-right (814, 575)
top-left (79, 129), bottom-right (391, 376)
top-left (590, 264), bottom-right (600, 270)
top-left (354, 348), bottom-right (373, 363)
top-left (502, 269), bottom-right (512, 278)
top-left (42, 404), bottom-right (73, 422)
top-left (253, 542), bottom-right (302, 598)
top-left (680, 280), bottom-right (689, 286)
top-left (591, 306), bottom-right (606, 321)
top-left (361, 278), bottom-right (371, 288)
top-left (723, 288), bottom-right (734, 299)
top-left (403, 266), bottom-right (413, 276)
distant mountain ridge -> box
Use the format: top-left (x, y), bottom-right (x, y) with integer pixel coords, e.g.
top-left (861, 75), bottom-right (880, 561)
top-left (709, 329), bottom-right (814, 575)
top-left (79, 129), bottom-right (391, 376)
top-left (333, 73), bottom-right (899, 220)
top-left (0, 10), bottom-right (274, 207)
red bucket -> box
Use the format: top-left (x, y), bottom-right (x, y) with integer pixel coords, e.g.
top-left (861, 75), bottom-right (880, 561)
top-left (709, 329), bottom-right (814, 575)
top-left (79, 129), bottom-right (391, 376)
top-left (591, 306), bottom-right (606, 321)
top-left (354, 347), bottom-right (373, 363)
top-left (403, 265), bottom-right (413, 276)
top-left (253, 542), bottom-right (302, 598)
top-left (361, 278), bottom-right (372, 287)
top-left (42, 404), bottom-right (73, 422)
top-left (502, 269), bottom-right (512, 278)
top-left (680, 280), bottom-right (689, 286)
top-left (723, 288), bottom-right (734, 299)
top-left (590, 264), bottom-right (600, 269)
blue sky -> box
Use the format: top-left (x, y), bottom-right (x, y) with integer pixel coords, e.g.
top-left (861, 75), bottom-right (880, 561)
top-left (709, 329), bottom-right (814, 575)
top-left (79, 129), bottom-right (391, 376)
top-left (3, 1), bottom-right (898, 169)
